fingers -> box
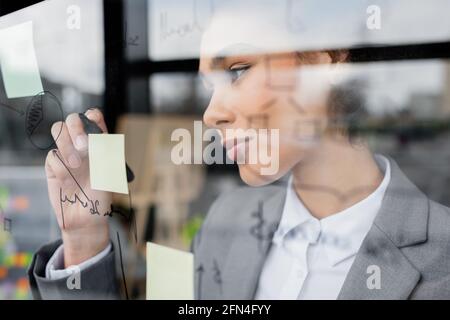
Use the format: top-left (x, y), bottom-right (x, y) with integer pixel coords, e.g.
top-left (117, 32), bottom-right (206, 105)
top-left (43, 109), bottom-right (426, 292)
top-left (50, 108), bottom-right (108, 170)
top-left (45, 149), bottom-right (73, 187)
top-left (51, 121), bottom-right (81, 169)
top-left (66, 113), bottom-right (88, 152)
top-left (85, 108), bottom-right (108, 133)
top-left (66, 108), bottom-right (108, 152)
top-left (45, 149), bottom-right (58, 180)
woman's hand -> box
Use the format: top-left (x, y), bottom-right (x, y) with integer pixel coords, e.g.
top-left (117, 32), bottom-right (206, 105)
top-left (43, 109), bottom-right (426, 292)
top-left (45, 109), bottom-right (111, 267)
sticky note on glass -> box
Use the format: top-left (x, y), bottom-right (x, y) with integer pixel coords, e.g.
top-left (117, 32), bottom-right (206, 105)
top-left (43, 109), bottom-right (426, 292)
top-left (0, 21), bottom-right (43, 98)
top-left (88, 134), bottom-right (129, 194)
top-left (146, 242), bottom-right (194, 300)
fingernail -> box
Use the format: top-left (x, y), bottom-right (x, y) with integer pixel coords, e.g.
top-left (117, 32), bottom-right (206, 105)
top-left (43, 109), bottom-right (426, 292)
top-left (86, 109), bottom-right (99, 121)
top-left (75, 135), bottom-right (88, 151)
top-left (68, 153), bottom-right (81, 168)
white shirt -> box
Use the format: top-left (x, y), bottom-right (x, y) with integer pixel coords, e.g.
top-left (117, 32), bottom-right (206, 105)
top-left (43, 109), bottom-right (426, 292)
top-left (255, 155), bottom-right (391, 300)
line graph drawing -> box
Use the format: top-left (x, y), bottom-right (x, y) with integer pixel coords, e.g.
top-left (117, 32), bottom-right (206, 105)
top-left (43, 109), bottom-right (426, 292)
top-left (0, 203), bottom-right (11, 233)
top-left (159, 0), bottom-right (216, 42)
top-left (0, 101), bottom-right (24, 116)
top-left (196, 264), bottom-right (204, 299)
top-left (249, 201), bottom-right (274, 252)
top-left (26, 91), bottom-right (64, 150)
top-left (285, 0), bottom-right (307, 33)
top-left (53, 150), bottom-right (137, 242)
top-left (212, 258), bottom-right (222, 294)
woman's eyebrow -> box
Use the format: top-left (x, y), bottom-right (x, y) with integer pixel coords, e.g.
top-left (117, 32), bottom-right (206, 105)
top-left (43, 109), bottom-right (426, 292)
top-left (208, 43), bottom-right (258, 70)
top-left (197, 58), bottom-right (226, 79)
top-left (210, 56), bottom-right (227, 70)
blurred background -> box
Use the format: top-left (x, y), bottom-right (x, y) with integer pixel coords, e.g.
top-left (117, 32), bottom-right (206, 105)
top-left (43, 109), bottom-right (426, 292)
top-left (0, 0), bottom-right (449, 299)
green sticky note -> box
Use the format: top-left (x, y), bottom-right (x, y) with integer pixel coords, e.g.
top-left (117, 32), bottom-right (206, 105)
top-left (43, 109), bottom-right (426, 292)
top-left (146, 242), bottom-right (194, 300)
top-left (0, 21), bottom-right (43, 98)
top-left (88, 134), bottom-right (129, 194)
top-left (0, 186), bottom-right (9, 210)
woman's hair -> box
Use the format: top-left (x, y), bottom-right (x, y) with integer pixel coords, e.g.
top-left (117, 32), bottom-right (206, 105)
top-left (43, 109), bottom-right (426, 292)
top-left (328, 78), bottom-right (367, 141)
top-left (297, 50), bottom-right (367, 141)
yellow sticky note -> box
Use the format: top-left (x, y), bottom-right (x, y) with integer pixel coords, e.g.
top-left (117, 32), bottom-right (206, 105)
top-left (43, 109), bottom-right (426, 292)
top-left (146, 242), bottom-right (194, 300)
top-left (0, 21), bottom-right (43, 98)
top-left (88, 134), bottom-right (129, 194)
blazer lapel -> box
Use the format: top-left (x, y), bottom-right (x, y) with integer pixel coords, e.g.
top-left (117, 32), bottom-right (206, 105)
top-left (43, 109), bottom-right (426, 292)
top-left (337, 225), bottom-right (421, 299)
top-left (222, 187), bottom-right (287, 299)
top-left (338, 157), bottom-right (429, 299)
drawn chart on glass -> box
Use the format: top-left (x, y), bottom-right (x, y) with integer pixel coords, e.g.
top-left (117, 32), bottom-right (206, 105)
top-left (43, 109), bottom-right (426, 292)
top-left (195, 264), bottom-right (204, 299)
top-left (249, 201), bottom-right (274, 252)
top-left (25, 91), bottom-right (64, 150)
top-left (158, 0), bottom-right (216, 42)
top-left (110, 20), bottom-right (140, 49)
top-left (287, 96), bottom-right (305, 114)
top-left (0, 101), bottom-right (24, 116)
top-left (1, 205), bottom-right (11, 233)
top-left (53, 150), bottom-right (137, 242)
top-left (212, 258), bottom-right (222, 294)
top-left (285, 0), bottom-right (307, 33)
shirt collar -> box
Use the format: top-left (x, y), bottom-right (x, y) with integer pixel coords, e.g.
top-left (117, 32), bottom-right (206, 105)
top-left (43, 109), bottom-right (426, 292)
top-left (273, 154), bottom-right (391, 267)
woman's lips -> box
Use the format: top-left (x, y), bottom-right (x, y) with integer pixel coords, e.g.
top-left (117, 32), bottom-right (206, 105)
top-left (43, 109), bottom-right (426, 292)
top-left (223, 136), bottom-right (253, 162)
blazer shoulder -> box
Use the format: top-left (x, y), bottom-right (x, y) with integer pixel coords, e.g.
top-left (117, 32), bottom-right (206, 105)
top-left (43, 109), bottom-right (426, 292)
top-left (427, 199), bottom-right (450, 236)
top-left (414, 198), bottom-right (450, 266)
top-left (195, 184), bottom-right (285, 245)
top-left (429, 199), bottom-right (450, 215)
top-left (192, 184), bottom-right (286, 276)
top-left (405, 199), bottom-right (450, 298)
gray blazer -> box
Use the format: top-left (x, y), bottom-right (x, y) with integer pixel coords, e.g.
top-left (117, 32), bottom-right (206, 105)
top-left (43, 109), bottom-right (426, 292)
top-left (28, 157), bottom-right (450, 299)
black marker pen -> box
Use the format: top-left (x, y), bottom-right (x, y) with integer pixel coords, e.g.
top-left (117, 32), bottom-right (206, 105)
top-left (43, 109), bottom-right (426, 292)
top-left (78, 113), bottom-right (135, 183)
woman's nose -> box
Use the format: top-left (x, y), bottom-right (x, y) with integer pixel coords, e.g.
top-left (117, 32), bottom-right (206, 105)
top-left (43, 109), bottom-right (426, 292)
top-left (203, 94), bottom-right (236, 129)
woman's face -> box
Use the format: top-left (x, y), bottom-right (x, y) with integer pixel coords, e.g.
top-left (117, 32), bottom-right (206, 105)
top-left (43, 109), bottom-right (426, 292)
top-left (200, 49), bottom-right (337, 186)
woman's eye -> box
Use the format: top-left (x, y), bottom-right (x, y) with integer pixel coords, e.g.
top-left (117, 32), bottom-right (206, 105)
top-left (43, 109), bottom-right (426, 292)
top-left (228, 65), bottom-right (250, 83)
